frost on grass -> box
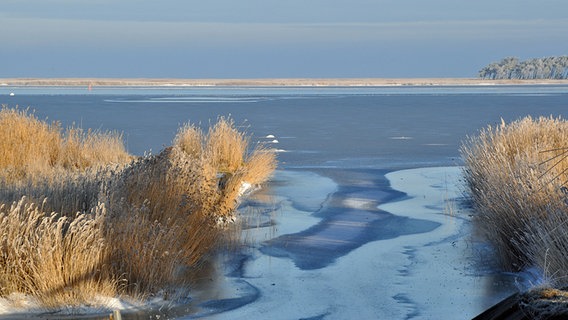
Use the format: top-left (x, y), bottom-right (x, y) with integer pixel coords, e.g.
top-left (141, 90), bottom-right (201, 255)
top-left (462, 116), bottom-right (568, 286)
top-left (0, 109), bottom-right (276, 314)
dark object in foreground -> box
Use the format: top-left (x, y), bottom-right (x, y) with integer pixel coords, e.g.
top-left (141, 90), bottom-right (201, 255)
top-left (473, 294), bottom-right (526, 320)
top-left (474, 288), bottom-right (568, 320)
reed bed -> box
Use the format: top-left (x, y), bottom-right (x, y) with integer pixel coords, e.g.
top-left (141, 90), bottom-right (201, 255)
top-left (0, 198), bottom-right (115, 309)
top-left (0, 108), bottom-right (276, 312)
top-left (0, 106), bottom-right (132, 184)
top-left (461, 116), bottom-right (568, 286)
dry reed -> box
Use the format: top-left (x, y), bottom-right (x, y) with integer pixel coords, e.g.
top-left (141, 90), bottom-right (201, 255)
top-left (0, 198), bottom-right (116, 308)
top-left (0, 109), bottom-right (277, 312)
top-left (520, 287), bottom-right (568, 319)
top-left (103, 117), bottom-right (276, 297)
top-left (205, 117), bottom-right (249, 174)
top-left (0, 106), bottom-right (132, 184)
top-left (461, 116), bottom-right (568, 286)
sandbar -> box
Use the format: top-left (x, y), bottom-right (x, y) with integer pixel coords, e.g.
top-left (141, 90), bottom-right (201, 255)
top-left (1, 78), bottom-right (567, 87)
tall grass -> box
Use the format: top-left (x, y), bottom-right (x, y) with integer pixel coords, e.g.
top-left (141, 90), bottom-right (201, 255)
top-left (58, 127), bottom-right (132, 170)
top-left (0, 109), bottom-right (276, 311)
top-left (461, 116), bottom-right (568, 285)
top-left (171, 117), bottom-right (277, 220)
top-left (0, 107), bottom-right (61, 178)
top-left (0, 198), bottom-right (115, 309)
top-left (0, 106), bottom-right (132, 183)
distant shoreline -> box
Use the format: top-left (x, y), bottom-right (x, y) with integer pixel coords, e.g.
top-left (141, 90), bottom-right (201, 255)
top-left (1, 78), bottom-right (568, 87)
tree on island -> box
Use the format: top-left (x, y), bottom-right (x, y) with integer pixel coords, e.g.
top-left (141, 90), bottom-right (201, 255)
top-left (479, 56), bottom-right (568, 80)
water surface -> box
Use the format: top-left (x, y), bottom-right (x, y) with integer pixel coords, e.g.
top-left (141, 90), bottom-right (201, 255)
top-left (3, 85), bottom-right (568, 169)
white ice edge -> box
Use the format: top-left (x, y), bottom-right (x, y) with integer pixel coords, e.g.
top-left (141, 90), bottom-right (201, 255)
top-left (243, 170), bottom-right (337, 241)
top-left (0, 294), bottom-right (139, 317)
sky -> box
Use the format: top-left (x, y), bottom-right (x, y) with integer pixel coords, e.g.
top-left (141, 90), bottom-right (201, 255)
top-left (1, 0), bottom-right (568, 78)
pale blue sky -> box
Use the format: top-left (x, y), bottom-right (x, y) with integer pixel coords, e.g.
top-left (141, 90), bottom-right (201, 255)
top-left (1, 0), bottom-right (567, 78)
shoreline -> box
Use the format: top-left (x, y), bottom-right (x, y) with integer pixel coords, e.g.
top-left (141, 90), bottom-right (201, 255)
top-left (0, 166), bottom-right (516, 319)
top-left (1, 78), bottom-right (568, 87)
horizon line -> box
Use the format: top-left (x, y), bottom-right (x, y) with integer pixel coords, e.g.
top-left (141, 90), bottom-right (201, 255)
top-left (1, 77), bottom-right (568, 87)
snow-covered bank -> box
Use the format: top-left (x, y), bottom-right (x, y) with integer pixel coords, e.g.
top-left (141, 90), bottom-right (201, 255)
top-left (207, 166), bottom-right (518, 319)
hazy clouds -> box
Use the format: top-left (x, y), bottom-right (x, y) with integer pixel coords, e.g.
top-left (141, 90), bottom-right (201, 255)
top-left (3, 0), bottom-right (566, 23)
top-left (2, 0), bottom-right (567, 77)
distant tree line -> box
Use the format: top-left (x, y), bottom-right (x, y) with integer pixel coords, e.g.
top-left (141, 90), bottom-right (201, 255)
top-left (478, 56), bottom-right (568, 80)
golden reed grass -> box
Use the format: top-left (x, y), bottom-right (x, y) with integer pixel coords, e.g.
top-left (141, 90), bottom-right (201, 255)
top-left (0, 108), bottom-right (276, 311)
top-left (461, 116), bottom-right (568, 286)
top-left (0, 106), bottom-right (132, 184)
top-left (0, 198), bottom-right (115, 309)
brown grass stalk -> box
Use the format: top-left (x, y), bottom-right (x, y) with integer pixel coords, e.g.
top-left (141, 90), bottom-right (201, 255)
top-left (0, 107), bottom-right (276, 311)
top-left (0, 198), bottom-right (116, 308)
top-left (0, 106), bottom-right (132, 184)
top-left (461, 116), bottom-right (568, 285)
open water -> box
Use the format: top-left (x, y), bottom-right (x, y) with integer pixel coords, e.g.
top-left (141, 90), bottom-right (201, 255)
top-left (2, 85), bottom-right (568, 319)
top-left (3, 85), bottom-right (568, 169)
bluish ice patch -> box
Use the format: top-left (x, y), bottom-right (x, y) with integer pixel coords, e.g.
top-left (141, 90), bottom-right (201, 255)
top-left (260, 169), bottom-right (441, 270)
top-left (268, 170), bottom-right (337, 213)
